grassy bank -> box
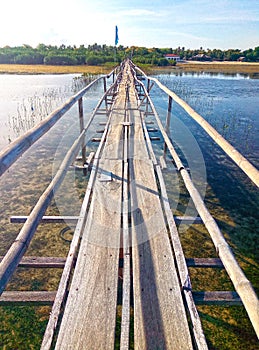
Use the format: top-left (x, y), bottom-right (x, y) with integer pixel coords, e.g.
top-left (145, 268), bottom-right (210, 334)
top-left (0, 64), bottom-right (114, 75)
top-left (140, 61), bottom-right (259, 75)
top-left (0, 61), bottom-right (259, 75)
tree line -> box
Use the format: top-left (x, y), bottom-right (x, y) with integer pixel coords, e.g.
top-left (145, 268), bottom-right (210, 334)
top-left (0, 43), bottom-right (258, 66)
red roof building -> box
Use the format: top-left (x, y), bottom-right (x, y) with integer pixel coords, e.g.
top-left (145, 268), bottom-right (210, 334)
top-left (164, 54), bottom-right (181, 61)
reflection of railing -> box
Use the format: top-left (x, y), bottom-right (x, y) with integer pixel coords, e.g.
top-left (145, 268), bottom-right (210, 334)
top-left (133, 63), bottom-right (259, 339)
top-left (0, 68), bottom-right (118, 296)
top-left (135, 66), bottom-right (259, 188)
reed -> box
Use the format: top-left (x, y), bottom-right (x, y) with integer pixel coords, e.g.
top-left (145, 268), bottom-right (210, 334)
top-left (7, 75), bottom-right (97, 142)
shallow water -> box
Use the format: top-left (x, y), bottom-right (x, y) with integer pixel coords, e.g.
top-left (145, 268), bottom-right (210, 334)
top-left (0, 71), bottom-right (258, 349)
top-left (150, 71), bottom-right (259, 168)
top-left (0, 74), bottom-right (83, 148)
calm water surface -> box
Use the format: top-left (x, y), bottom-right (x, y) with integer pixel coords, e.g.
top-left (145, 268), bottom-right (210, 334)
top-left (0, 71), bottom-right (258, 348)
top-left (0, 74), bottom-right (80, 148)
top-left (151, 71), bottom-right (259, 168)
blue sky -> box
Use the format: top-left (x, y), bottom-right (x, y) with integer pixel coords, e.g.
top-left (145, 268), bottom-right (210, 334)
top-left (1, 0), bottom-right (258, 49)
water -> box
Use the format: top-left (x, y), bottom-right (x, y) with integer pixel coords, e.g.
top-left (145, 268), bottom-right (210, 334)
top-left (150, 71), bottom-right (259, 168)
top-left (0, 74), bottom-right (78, 147)
top-left (0, 71), bottom-right (258, 348)
top-left (148, 71), bottom-right (259, 263)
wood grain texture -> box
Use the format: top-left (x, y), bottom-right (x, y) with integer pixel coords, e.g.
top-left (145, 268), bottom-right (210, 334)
top-left (0, 291), bottom-right (56, 306)
top-left (129, 97), bottom-right (193, 349)
top-left (54, 67), bottom-right (130, 350)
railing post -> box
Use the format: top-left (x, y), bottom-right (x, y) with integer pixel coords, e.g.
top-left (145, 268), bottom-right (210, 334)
top-left (144, 79), bottom-right (151, 118)
top-left (103, 77), bottom-right (107, 93)
top-left (147, 79), bottom-right (151, 93)
top-left (163, 96), bottom-right (173, 159)
top-left (78, 98), bottom-right (86, 167)
top-left (103, 77), bottom-right (109, 112)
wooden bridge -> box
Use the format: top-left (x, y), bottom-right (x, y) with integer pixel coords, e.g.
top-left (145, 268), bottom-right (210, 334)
top-left (0, 59), bottom-right (258, 349)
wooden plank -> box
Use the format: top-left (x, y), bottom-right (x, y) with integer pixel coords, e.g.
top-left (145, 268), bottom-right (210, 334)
top-left (0, 291), bottom-right (56, 306)
top-left (54, 71), bottom-right (127, 350)
top-left (91, 137), bottom-right (102, 142)
top-left (186, 258), bottom-right (224, 268)
top-left (55, 166), bottom-right (121, 349)
top-left (150, 136), bottom-right (161, 141)
top-left (120, 119), bottom-right (131, 349)
top-left (10, 216), bottom-right (79, 224)
top-left (129, 95), bottom-right (193, 348)
top-left (0, 256), bottom-right (66, 268)
top-left (193, 291), bottom-right (242, 305)
top-left (175, 216), bottom-right (203, 225)
top-left (41, 107), bottom-right (113, 350)
top-left (141, 114), bottom-right (208, 349)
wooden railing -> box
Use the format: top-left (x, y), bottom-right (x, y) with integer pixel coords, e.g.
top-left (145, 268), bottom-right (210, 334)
top-left (133, 63), bottom-right (259, 338)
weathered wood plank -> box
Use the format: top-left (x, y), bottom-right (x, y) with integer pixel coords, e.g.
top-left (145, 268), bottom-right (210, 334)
top-left (186, 258), bottom-right (224, 268)
top-left (0, 290), bottom-right (242, 307)
top-left (41, 102), bottom-right (115, 350)
top-left (10, 216), bottom-right (79, 224)
top-left (10, 214), bottom-right (203, 225)
top-left (120, 121), bottom-right (131, 350)
top-left (54, 72), bottom-right (127, 350)
top-left (175, 216), bottom-right (203, 225)
top-left (129, 92), bottom-right (193, 349)
top-left (193, 291), bottom-right (242, 305)
top-left (0, 291), bottom-right (56, 306)
top-left (141, 115), bottom-right (208, 349)
top-left (55, 165), bottom-right (122, 350)
top-left (0, 256), bottom-right (66, 268)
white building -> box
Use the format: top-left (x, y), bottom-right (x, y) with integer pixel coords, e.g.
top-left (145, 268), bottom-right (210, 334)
top-left (164, 54), bottom-right (181, 62)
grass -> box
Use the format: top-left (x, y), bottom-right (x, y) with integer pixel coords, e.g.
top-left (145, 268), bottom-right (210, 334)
top-left (0, 61), bottom-right (259, 75)
top-left (0, 63), bottom-right (115, 75)
top-left (137, 61), bottom-right (259, 76)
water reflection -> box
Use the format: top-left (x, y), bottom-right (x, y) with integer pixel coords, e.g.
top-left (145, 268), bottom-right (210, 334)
top-left (151, 69), bottom-right (257, 79)
top-left (151, 72), bottom-right (259, 168)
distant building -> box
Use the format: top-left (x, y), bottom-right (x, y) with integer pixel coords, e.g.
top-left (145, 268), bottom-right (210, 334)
top-left (191, 54), bottom-right (211, 61)
top-left (164, 54), bottom-right (181, 62)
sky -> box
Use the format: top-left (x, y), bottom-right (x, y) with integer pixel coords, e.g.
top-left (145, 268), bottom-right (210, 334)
top-left (1, 0), bottom-right (258, 50)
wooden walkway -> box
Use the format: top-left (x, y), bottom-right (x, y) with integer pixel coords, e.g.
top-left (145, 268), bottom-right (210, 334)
top-left (0, 59), bottom-right (258, 349)
top-left (54, 61), bottom-right (193, 349)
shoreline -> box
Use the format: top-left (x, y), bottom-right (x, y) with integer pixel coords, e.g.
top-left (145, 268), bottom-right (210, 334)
top-left (0, 61), bottom-right (259, 75)
top-left (148, 61), bottom-right (259, 76)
